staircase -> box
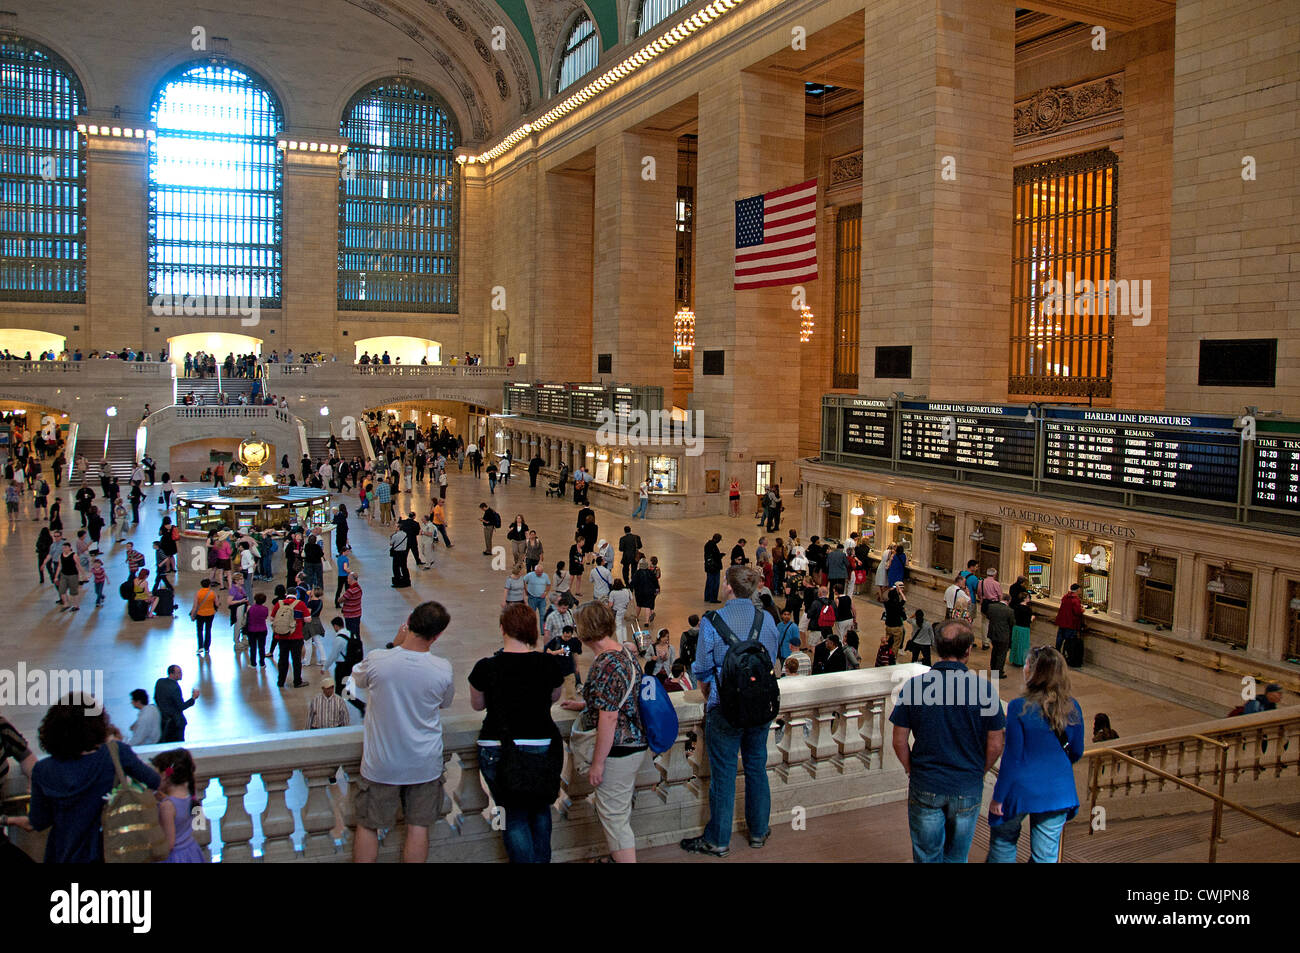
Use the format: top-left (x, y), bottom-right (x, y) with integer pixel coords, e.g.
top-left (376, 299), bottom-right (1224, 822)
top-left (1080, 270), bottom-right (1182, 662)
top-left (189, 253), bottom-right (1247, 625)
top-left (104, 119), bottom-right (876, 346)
top-left (306, 436), bottom-right (364, 463)
top-left (70, 438), bottom-right (138, 484)
top-left (176, 374), bottom-right (256, 404)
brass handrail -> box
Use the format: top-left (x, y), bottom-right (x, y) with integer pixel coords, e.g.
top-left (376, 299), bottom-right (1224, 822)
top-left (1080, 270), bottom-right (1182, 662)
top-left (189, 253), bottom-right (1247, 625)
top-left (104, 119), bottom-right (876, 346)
top-left (1085, 745), bottom-right (1300, 862)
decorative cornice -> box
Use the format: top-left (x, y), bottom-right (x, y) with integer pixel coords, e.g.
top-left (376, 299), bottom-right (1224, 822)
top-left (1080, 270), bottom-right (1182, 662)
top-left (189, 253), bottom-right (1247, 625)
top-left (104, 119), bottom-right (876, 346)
top-left (1015, 74), bottom-right (1123, 141)
top-left (829, 150), bottom-right (862, 187)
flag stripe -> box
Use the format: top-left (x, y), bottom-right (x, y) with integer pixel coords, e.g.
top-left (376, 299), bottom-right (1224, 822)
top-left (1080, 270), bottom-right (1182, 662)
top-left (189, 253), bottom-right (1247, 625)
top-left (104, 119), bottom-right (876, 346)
top-left (734, 177), bottom-right (818, 290)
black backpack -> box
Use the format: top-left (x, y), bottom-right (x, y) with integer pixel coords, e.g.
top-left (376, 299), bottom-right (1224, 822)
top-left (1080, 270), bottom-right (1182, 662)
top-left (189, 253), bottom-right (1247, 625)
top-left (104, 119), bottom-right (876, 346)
top-left (704, 609), bottom-right (780, 728)
top-left (341, 634), bottom-right (363, 666)
top-left (119, 580), bottom-right (134, 601)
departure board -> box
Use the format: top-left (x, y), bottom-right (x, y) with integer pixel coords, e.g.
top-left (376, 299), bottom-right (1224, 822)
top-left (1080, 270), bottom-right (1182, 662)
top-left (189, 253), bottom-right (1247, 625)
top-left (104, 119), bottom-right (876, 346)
top-left (535, 386), bottom-right (569, 419)
top-left (1043, 410), bottom-right (1240, 502)
top-left (1252, 432), bottom-right (1300, 511)
top-left (569, 386), bottom-right (606, 425)
top-left (898, 403), bottom-right (1036, 475)
top-left (840, 399), bottom-right (893, 458)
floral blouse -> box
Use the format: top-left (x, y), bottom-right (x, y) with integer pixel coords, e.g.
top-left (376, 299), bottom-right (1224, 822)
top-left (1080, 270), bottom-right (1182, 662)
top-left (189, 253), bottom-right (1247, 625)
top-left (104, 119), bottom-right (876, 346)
top-left (578, 649), bottom-right (645, 748)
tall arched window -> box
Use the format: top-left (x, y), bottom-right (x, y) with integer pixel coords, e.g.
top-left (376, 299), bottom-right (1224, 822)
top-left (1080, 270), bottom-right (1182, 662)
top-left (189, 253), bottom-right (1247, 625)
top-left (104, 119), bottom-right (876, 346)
top-left (637, 0), bottom-right (693, 35)
top-left (0, 36), bottom-right (85, 302)
top-left (556, 13), bottom-right (599, 93)
top-left (148, 61), bottom-right (283, 306)
top-left (338, 79), bottom-right (459, 313)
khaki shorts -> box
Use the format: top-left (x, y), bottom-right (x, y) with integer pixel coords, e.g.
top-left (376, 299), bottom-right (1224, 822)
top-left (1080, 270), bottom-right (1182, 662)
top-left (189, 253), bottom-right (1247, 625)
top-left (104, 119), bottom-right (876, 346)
top-left (56, 573), bottom-right (79, 596)
top-left (354, 775), bottom-right (444, 830)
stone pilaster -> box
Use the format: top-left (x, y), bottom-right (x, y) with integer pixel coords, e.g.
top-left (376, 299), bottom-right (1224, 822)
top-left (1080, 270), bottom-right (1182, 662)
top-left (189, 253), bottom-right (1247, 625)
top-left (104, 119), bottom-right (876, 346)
top-left (280, 138), bottom-right (343, 354)
top-left (84, 133), bottom-right (149, 352)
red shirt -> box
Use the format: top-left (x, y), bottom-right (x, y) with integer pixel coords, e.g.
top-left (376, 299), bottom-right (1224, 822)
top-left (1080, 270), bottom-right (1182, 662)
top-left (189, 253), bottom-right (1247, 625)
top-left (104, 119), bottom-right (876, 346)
top-left (1054, 592), bottom-right (1084, 630)
top-left (341, 584), bottom-right (363, 620)
top-left (270, 597), bottom-right (306, 640)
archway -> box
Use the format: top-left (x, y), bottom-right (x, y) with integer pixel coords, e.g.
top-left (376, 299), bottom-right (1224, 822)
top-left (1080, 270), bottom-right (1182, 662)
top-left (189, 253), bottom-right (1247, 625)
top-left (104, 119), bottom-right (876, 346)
top-left (0, 329), bottom-right (66, 360)
top-left (354, 336), bottom-right (442, 366)
top-left (166, 332), bottom-right (263, 374)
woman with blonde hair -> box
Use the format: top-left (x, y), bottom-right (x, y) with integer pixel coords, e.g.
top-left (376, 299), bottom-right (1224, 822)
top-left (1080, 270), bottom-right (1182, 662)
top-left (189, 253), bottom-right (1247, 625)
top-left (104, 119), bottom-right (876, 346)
top-left (559, 601), bottom-right (647, 862)
top-left (986, 646), bottom-right (1084, 863)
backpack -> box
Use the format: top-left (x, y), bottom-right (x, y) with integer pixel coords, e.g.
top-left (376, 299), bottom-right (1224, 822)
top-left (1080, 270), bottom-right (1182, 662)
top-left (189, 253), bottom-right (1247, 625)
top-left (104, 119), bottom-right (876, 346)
top-left (704, 609), bottom-right (780, 729)
top-left (490, 510), bottom-right (501, 528)
top-left (1226, 705), bottom-right (1246, 718)
top-left (818, 602), bottom-right (837, 629)
top-left (271, 600), bottom-right (298, 636)
top-left (341, 633), bottom-right (363, 666)
top-left (101, 741), bottom-right (169, 863)
top-left (119, 580), bottom-right (134, 601)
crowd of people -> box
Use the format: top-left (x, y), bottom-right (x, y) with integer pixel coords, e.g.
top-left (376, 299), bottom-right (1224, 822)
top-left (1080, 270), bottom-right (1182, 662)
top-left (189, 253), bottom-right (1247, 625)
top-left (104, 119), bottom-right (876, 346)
top-left (2, 347), bottom-right (167, 362)
top-left (7, 407), bottom-right (1277, 869)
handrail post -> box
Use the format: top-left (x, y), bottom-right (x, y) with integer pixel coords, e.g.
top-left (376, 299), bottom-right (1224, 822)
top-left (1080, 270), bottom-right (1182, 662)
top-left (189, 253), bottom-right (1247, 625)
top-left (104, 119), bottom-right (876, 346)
top-left (1208, 742), bottom-right (1228, 862)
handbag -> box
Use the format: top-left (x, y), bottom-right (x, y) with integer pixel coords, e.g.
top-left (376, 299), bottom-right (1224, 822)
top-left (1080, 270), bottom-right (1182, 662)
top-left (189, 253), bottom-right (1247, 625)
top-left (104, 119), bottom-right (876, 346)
top-left (102, 741), bottom-right (169, 863)
top-left (569, 651), bottom-right (637, 775)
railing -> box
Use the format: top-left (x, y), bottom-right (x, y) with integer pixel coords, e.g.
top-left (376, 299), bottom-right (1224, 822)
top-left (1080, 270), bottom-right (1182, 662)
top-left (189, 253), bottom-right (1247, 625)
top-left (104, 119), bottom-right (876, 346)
top-left (144, 665), bottom-right (917, 863)
top-left (351, 365), bottom-right (509, 379)
top-left (0, 359), bottom-right (81, 373)
top-left (0, 359), bottom-right (173, 378)
top-left (1085, 708), bottom-right (1300, 861)
top-left (152, 405), bottom-right (294, 424)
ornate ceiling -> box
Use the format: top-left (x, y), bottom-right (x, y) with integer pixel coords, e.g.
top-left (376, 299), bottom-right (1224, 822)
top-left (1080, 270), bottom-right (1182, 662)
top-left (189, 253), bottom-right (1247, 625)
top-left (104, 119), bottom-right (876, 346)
top-left (344, 0), bottom-right (627, 142)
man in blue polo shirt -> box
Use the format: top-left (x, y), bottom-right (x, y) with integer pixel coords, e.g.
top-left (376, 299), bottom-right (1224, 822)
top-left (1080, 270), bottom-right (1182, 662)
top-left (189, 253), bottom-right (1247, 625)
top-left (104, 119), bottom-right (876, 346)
top-left (890, 619), bottom-right (1005, 862)
top-left (681, 565), bottom-right (780, 858)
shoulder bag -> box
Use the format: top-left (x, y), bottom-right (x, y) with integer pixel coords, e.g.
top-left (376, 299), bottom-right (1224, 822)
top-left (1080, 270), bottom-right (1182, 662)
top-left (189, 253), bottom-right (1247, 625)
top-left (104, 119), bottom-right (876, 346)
top-left (569, 650), bottom-right (637, 775)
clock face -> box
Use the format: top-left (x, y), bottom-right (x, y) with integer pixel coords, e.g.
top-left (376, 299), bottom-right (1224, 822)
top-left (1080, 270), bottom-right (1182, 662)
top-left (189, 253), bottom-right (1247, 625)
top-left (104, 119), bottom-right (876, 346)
top-left (239, 440), bottom-right (269, 468)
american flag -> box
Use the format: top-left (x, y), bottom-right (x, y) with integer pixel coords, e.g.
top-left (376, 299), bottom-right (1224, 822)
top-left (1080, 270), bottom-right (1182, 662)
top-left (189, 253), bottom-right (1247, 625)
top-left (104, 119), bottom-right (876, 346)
top-left (733, 178), bottom-right (819, 290)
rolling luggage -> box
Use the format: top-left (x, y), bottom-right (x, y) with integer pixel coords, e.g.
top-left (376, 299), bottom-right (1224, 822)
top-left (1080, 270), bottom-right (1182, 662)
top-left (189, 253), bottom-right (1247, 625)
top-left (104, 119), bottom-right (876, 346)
top-left (1063, 635), bottom-right (1084, 668)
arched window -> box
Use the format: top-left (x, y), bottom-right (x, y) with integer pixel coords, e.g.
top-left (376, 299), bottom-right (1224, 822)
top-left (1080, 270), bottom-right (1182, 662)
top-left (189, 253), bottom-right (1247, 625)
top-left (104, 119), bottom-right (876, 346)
top-left (338, 79), bottom-right (459, 313)
top-left (148, 61), bottom-right (283, 306)
top-left (637, 0), bottom-right (693, 35)
top-left (556, 13), bottom-right (599, 93)
top-left (0, 36), bottom-right (85, 302)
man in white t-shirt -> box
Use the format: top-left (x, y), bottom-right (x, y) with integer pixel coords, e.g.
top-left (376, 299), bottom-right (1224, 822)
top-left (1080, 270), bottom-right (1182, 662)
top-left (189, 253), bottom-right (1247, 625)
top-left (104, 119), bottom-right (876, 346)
top-left (944, 575), bottom-right (962, 619)
top-left (350, 601), bottom-right (455, 863)
top-left (589, 556), bottom-right (614, 601)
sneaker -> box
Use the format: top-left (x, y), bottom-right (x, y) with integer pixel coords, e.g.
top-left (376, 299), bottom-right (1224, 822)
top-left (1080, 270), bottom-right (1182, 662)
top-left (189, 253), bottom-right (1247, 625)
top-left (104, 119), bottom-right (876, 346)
top-left (293, 681), bottom-right (308, 688)
top-left (679, 835), bottom-right (728, 858)
top-left (748, 832), bottom-right (770, 849)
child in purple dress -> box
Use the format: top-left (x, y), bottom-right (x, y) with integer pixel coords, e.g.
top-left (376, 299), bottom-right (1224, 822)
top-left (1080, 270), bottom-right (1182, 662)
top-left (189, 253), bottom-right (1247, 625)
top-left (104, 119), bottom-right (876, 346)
top-left (151, 748), bottom-right (206, 863)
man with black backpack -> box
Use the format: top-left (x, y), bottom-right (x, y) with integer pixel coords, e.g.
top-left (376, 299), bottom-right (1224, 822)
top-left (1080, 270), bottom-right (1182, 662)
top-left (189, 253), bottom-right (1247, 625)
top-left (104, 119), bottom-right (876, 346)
top-left (681, 565), bottom-right (780, 858)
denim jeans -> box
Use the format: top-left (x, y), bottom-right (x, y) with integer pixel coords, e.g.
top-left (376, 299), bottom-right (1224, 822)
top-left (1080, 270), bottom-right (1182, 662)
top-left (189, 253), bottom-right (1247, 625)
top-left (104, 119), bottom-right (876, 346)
top-left (478, 745), bottom-right (553, 863)
top-left (985, 810), bottom-right (1068, 863)
top-left (527, 595), bottom-right (547, 636)
top-left (631, 498), bottom-right (648, 519)
top-left (195, 614), bottom-right (213, 651)
top-left (704, 571), bottom-right (720, 603)
top-left (1055, 627), bottom-right (1077, 651)
top-left (907, 787), bottom-right (980, 862)
top-left (703, 708), bottom-right (772, 847)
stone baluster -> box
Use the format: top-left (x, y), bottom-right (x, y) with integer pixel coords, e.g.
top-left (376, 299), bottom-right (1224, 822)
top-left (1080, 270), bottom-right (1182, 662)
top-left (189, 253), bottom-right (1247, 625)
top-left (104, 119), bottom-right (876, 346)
top-left (428, 751), bottom-right (457, 850)
top-left (777, 710), bottom-right (813, 782)
top-left (259, 770), bottom-right (297, 861)
top-left (765, 715), bottom-right (783, 772)
top-left (451, 745), bottom-right (492, 836)
top-left (560, 744), bottom-right (597, 821)
top-left (299, 765), bottom-right (338, 859)
top-left (804, 705), bottom-right (839, 776)
top-left (655, 719), bottom-right (698, 804)
top-left (687, 713), bottom-right (712, 799)
top-left (865, 699), bottom-right (884, 770)
top-left (833, 702), bottom-right (867, 774)
top-left (215, 772), bottom-right (254, 863)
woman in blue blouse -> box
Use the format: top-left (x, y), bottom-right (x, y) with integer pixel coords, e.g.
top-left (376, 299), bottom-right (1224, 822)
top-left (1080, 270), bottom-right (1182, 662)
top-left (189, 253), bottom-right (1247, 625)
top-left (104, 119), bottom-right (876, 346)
top-left (987, 645), bottom-right (1084, 863)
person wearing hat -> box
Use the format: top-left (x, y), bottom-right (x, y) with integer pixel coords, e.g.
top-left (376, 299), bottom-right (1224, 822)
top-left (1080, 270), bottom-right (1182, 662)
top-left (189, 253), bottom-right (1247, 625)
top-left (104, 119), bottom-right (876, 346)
top-left (305, 675), bottom-right (350, 730)
top-left (1243, 683), bottom-right (1283, 715)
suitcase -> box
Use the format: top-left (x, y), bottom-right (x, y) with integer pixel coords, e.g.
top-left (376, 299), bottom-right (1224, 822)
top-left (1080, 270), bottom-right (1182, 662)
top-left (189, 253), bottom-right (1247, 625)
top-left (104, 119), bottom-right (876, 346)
top-left (127, 600), bottom-right (148, 622)
top-left (1063, 636), bottom-right (1084, 668)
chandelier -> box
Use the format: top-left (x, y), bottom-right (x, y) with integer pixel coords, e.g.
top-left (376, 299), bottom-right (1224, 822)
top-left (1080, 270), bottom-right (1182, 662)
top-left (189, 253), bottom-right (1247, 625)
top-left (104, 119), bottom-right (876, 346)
top-left (799, 307), bottom-right (815, 343)
top-left (673, 308), bottom-right (695, 350)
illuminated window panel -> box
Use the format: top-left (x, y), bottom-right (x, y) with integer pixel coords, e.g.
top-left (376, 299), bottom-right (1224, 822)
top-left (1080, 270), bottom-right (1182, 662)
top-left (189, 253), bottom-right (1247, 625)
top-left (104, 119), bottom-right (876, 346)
top-left (148, 62), bottom-right (283, 306)
top-left (1010, 148), bottom-right (1117, 399)
top-left (557, 14), bottom-right (600, 93)
top-left (833, 204), bottom-right (861, 388)
top-left (338, 79), bottom-right (459, 313)
top-left (637, 0), bottom-right (693, 35)
top-left (0, 35), bottom-right (85, 302)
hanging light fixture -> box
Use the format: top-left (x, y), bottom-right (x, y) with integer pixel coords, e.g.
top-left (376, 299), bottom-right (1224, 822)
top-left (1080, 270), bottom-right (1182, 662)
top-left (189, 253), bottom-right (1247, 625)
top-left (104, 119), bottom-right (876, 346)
top-left (1135, 559), bottom-right (1151, 578)
top-left (673, 308), bottom-right (695, 350)
top-left (1206, 572), bottom-right (1226, 594)
top-left (1074, 551), bottom-right (1092, 565)
top-left (1022, 540), bottom-right (1038, 553)
top-left (849, 504), bottom-right (864, 516)
top-left (799, 307), bottom-right (815, 343)
top-left (970, 524), bottom-right (984, 543)
top-left (925, 515), bottom-right (941, 533)
top-left (886, 513), bottom-right (902, 524)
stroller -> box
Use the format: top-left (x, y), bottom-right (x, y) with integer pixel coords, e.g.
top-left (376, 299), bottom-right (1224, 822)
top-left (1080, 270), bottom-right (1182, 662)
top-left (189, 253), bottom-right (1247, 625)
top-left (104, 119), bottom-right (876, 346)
top-left (545, 480), bottom-right (562, 498)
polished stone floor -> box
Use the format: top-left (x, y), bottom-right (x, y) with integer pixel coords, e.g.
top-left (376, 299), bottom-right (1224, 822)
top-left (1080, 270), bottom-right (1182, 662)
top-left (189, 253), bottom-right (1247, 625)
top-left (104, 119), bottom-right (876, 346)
top-left (0, 465), bottom-right (1203, 747)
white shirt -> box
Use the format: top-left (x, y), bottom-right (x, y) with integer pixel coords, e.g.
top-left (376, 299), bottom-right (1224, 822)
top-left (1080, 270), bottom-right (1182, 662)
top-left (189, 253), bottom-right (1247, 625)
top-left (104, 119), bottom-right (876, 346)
top-left (590, 565), bottom-right (613, 599)
top-left (240, 549), bottom-right (257, 574)
top-left (944, 584), bottom-right (960, 609)
top-left (128, 704), bottom-right (162, 746)
top-left (351, 646), bottom-right (455, 785)
top-left (609, 588), bottom-right (633, 615)
top-left (639, 483), bottom-right (649, 499)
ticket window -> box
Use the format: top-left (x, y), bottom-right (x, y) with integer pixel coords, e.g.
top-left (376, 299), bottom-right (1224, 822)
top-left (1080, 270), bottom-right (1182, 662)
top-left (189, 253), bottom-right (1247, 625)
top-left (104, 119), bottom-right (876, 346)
top-left (648, 455), bottom-right (678, 493)
top-left (889, 502), bottom-right (915, 554)
top-left (1286, 580), bottom-right (1300, 661)
top-left (1206, 568), bottom-right (1252, 649)
top-left (976, 523), bottom-right (1002, 577)
top-left (930, 511), bottom-right (955, 574)
top-left (1075, 541), bottom-right (1112, 612)
top-left (852, 496), bottom-right (879, 550)
top-left (1022, 530), bottom-right (1054, 596)
top-left (825, 493), bottom-right (842, 542)
top-left (1136, 553), bottom-right (1177, 629)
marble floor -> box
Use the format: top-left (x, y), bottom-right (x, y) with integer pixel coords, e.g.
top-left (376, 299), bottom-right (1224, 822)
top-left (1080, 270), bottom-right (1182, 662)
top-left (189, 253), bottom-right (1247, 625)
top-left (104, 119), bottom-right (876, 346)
top-left (0, 465), bottom-right (1204, 747)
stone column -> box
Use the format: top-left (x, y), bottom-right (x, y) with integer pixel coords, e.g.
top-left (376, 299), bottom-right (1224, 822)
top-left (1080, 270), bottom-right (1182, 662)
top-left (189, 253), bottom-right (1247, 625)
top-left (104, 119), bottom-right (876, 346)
top-left (592, 130), bottom-right (677, 396)
top-left (280, 136), bottom-right (344, 355)
top-left (84, 132), bottom-right (149, 353)
top-left (858, 0), bottom-right (1015, 401)
top-left (534, 168), bottom-right (593, 381)
top-left (695, 71), bottom-right (806, 490)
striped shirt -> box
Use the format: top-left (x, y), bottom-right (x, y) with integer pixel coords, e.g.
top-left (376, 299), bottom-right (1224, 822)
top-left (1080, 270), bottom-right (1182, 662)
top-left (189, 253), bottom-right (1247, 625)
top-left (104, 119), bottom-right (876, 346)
top-left (341, 584), bottom-right (363, 619)
top-left (306, 692), bottom-right (351, 730)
